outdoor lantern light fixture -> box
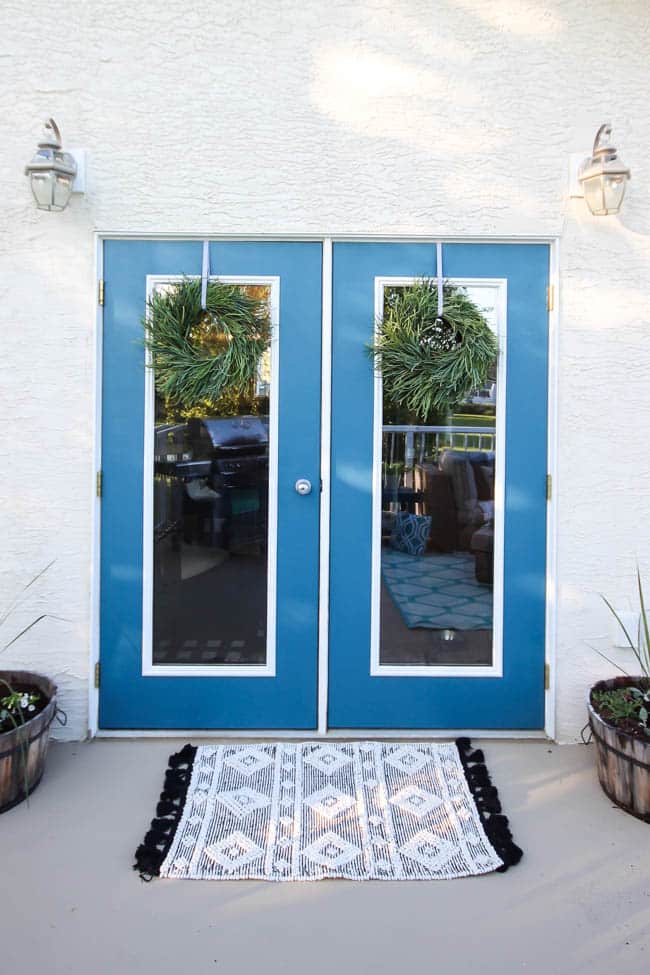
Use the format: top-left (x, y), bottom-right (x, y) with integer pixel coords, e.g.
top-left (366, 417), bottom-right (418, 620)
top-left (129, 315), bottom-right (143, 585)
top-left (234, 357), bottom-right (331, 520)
top-left (24, 118), bottom-right (79, 211)
top-left (578, 124), bottom-right (631, 216)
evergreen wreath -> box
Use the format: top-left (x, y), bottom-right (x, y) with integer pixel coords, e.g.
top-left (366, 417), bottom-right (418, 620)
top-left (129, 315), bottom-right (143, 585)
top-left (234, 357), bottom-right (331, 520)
top-left (144, 278), bottom-right (271, 408)
top-left (369, 279), bottom-right (499, 419)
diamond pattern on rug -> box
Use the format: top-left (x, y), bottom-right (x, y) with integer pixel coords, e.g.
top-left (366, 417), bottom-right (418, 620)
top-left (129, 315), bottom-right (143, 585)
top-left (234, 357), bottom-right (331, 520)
top-left (399, 830), bottom-right (460, 872)
top-left (216, 787), bottom-right (271, 819)
top-left (224, 746), bottom-right (273, 777)
top-left (304, 785), bottom-right (357, 821)
top-left (303, 744), bottom-right (353, 776)
top-left (154, 742), bottom-right (505, 881)
top-left (382, 550), bottom-right (493, 630)
top-left (384, 745), bottom-right (431, 774)
top-left (301, 831), bottom-right (361, 869)
top-left (204, 832), bottom-right (265, 870)
top-left (389, 785), bottom-right (444, 819)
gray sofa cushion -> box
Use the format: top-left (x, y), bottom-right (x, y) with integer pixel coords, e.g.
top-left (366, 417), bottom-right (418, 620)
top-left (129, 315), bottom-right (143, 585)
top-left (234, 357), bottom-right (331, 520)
top-left (439, 449), bottom-right (494, 547)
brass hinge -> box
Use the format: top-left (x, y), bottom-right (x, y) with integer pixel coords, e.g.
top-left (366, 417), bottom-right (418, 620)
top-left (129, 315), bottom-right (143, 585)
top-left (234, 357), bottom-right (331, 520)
top-left (547, 284), bottom-right (555, 312)
top-left (544, 662), bottom-right (550, 691)
top-left (94, 661), bottom-right (100, 689)
top-left (96, 470), bottom-right (103, 498)
top-left (98, 279), bottom-right (105, 306)
top-left (546, 474), bottom-right (552, 501)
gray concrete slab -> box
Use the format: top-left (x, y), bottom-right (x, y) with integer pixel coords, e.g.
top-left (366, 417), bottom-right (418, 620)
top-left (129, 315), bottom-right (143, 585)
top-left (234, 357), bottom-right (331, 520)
top-left (0, 739), bottom-right (648, 975)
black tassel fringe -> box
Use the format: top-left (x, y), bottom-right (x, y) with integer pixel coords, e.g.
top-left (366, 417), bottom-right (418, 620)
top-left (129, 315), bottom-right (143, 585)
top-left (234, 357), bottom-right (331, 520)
top-left (455, 737), bottom-right (523, 873)
top-left (133, 744), bottom-right (197, 880)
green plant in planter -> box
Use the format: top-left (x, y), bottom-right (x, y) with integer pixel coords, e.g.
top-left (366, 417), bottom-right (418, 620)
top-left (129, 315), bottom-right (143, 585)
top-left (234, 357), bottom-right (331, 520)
top-left (591, 686), bottom-right (649, 735)
top-left (602, 570), bottom-right (650, 676)
top-left (590, 569), bottom-right (650, 738)
top-left (0, 690), bottom-right (40, 731)
top-left (587, 570), bottom-right (650, 821)
top-left (0, 563), bottom-right (64, 809)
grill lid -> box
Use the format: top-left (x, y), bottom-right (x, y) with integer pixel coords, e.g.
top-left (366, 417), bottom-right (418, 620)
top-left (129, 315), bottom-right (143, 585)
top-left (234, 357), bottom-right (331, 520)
top-left (190, 416), bottom-right (269, 449)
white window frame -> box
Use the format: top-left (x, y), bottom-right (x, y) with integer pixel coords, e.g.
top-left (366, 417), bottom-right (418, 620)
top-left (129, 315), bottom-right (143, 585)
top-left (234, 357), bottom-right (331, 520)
top-left (141, 274), bottom-right (280, 678)
top-left (370, 276), bottom-right (508, 679)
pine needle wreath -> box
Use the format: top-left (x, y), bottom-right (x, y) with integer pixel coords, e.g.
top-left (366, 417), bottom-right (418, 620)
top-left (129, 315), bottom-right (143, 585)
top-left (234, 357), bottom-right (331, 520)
top-left (144, 278), bottom-right (271, 408)
top-left (369, 279), bottom-right (499, 419)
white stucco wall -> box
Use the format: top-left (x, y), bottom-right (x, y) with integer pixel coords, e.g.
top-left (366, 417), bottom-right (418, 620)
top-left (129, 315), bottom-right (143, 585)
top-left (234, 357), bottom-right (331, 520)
top-left (1, 0), bottom-right (648, 741)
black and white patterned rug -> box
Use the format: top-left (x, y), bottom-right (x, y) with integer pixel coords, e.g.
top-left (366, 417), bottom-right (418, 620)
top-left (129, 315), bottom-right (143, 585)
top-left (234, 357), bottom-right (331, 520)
top-left (134, 739), bottom-right (521, 881)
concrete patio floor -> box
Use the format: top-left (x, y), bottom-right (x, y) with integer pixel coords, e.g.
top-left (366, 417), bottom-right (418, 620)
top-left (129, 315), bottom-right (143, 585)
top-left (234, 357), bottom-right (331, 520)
top-left (0, 739), bottom-right (648, 975)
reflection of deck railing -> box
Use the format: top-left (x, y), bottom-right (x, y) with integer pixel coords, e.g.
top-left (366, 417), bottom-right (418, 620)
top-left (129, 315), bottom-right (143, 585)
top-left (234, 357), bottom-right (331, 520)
top-left (383, 425), bottom-right (496, 467)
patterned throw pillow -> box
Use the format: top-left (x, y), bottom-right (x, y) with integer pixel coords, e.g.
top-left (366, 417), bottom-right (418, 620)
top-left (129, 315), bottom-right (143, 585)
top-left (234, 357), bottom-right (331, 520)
top-left (390, 512), bottom-right (432, 556)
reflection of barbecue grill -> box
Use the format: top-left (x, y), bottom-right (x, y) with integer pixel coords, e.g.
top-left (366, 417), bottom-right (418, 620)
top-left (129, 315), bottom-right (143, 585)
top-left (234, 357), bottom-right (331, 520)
top-left (184, 416), bottom-right (269, 551)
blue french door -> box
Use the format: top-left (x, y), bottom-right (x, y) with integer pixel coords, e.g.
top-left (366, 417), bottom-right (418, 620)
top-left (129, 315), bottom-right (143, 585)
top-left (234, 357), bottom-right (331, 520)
top-left (328, 243), bottom-right (549, 730)
top-left (99, 240), bottom-right (322, 729)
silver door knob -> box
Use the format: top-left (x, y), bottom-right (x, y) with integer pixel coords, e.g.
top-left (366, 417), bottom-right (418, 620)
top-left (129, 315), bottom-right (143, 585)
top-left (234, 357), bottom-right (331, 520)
top-left (294, 478), bottom-right (312, 496)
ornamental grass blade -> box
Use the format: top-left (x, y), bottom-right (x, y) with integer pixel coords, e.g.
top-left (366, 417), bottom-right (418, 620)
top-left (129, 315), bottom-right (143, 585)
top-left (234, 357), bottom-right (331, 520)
top-left (637, 568), bottom-right (650, 676)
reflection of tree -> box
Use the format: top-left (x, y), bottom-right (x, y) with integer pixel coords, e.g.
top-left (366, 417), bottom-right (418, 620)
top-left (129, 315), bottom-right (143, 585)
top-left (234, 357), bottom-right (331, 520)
top-left (156, 385), bottom-right (268, 424)
top-left (382, 400), bottom-right (494, 427)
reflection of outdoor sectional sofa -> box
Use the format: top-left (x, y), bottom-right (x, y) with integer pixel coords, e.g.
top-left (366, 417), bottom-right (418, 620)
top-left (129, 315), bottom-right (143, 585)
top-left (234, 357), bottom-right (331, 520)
top-left (414, 450), bottom-right (494, 583)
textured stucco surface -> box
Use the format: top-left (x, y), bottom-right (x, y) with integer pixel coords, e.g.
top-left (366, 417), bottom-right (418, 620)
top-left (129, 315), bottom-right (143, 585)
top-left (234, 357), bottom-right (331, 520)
top-left (0, 0), bottom-right (649, 740)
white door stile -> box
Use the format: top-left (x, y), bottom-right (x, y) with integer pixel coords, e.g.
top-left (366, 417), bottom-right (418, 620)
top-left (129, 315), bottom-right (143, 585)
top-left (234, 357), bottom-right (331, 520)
top-left (317, 240), bottom-right (333, 734)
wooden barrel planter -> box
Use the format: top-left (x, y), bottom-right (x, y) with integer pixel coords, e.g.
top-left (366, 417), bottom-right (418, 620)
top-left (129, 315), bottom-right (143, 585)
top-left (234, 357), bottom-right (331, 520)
top-left (0, 671), bottom-right (57, 813)
top-left (588, 677), bottom-right (650, 823)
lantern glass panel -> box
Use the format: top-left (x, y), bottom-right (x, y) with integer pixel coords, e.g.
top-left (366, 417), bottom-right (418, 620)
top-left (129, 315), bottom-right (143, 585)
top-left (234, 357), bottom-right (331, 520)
top-left (603, 174), bottom-right (627, 213)
top-left (52, 174), bottom-right (73, 210)
top-left (583, 173), bottom-right (627, 216)
top-left (30, 172), bottom-right (56, 209)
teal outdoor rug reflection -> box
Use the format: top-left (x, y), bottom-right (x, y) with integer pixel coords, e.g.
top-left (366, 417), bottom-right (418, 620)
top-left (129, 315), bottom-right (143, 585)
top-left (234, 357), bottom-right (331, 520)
top-left (382, 551), bottom-right (493, 630)
top-left (134, 740), bottom-right (521, 881)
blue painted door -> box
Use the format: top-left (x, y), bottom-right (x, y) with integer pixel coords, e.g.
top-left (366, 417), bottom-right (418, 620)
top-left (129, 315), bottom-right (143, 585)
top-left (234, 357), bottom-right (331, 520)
top-left (328, 243), bottom-right (549, 729)
top-left (100, 241), bottom-right (322, 729)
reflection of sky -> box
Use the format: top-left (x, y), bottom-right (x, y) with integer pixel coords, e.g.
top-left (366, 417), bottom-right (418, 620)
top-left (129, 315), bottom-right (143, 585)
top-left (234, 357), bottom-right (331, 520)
top-left (463, 286), bottom-right (497, 333)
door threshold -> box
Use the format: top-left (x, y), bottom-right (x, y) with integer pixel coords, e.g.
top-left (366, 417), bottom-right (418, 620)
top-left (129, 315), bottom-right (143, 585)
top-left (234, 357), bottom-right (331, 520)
top-left (94, 728), bottom-right (548, 740)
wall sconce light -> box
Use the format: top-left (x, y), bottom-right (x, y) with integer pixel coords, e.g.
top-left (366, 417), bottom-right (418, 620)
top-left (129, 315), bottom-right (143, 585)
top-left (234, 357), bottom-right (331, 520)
top-left (577, 124), bottom-right (631, 216)
top-left (24, 118), bottom-right (85, 211)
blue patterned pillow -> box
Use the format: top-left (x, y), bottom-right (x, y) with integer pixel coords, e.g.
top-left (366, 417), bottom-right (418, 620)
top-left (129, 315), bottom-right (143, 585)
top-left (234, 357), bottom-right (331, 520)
top-left (390, 512), bottom-right (431, 555)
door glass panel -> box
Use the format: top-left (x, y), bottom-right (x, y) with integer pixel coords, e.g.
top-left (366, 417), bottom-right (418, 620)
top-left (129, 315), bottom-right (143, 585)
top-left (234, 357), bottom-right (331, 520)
top-left (151, 283), bottom-right (273, 667)
top-left (379, 285), bottom-right (498, 668)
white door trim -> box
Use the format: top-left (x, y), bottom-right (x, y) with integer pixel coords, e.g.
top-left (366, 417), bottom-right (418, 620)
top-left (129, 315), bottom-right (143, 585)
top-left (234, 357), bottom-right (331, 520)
top-left (88, 236), bottom-right (104, 738)
top-left (544, 240), bottom-right (560, 740)
top-left (95, 727), bottom-right (547, 739)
